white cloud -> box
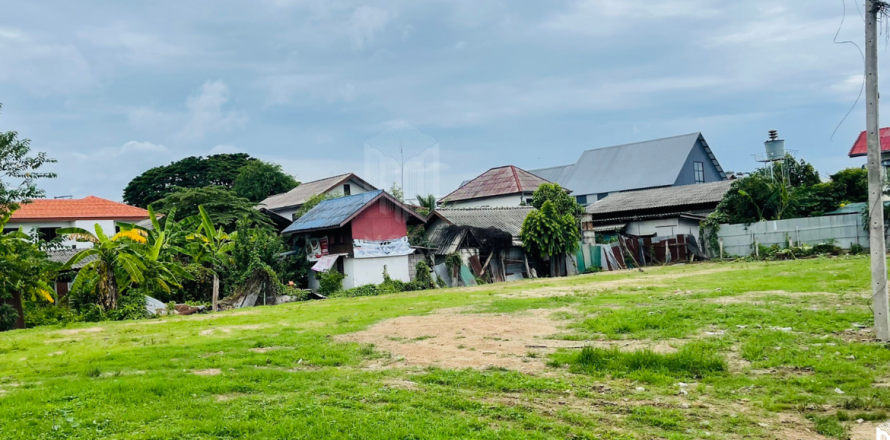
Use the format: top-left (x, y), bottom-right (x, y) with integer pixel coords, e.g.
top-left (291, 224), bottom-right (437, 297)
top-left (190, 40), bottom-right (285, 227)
top-left (120, 141), bottom-right (169, 154)
top-left (348, 6), bottom-right (391, 50)
top-left (543, 0), bottom-right (717, 35)
top-left (178, 80), bottom-right (248, 140)
top-left (77, 24), bottom-right (190, 64)
top-left (0, 27), bottom-right (96, 95)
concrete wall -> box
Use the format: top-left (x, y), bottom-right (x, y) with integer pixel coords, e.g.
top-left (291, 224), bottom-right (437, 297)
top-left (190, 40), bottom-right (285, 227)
top-left (342, 255), bottom-right (411, 289)
top-left (716, 213), bottom-right (868, 256)
top-left (674, 139), bottom-right (725, 186)
top-left (445, 193), bottom-right (529, 208)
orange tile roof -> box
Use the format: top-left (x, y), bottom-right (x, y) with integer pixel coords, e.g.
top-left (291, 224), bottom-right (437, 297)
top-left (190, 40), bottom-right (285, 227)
top-left (9, 196), bottom-right (150, 221)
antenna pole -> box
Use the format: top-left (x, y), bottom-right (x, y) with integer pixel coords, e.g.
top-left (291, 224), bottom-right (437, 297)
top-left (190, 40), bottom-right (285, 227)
top-left (866, 0), bottom-right (890, 341)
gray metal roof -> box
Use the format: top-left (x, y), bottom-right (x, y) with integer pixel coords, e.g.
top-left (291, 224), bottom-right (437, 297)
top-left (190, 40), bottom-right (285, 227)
top-left (282, 190), bottom-right (383, 234)
top-left (47, 248), bottom-right (97, 270)
top-left (428, 207), bottom-right (534, 241)
top-left (530, 133), bottom-right (721, 196)
top-left (586, 181), bottom-right (732, 216)
top-left (259, 173), bottom-right (376, 212)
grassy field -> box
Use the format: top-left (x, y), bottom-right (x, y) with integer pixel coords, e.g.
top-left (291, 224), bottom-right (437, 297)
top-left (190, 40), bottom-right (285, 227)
top-left (1, 256), bottom-right (888, 439)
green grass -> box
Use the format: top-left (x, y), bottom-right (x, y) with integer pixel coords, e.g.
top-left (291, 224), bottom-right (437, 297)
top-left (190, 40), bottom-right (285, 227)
top-left (0, 256), bottom-right (888, 439)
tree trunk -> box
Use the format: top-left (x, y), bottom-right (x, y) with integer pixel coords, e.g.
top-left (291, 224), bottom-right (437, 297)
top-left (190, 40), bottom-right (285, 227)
top-left (212, 273), bottom-right (220, 312)
top-left (100, 266), bottom-right (119, 310)
top-left (549, 255), bottom-right (557, 278)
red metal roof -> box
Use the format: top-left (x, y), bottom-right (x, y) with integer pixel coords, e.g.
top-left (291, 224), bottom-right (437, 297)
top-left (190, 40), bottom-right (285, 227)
top-left (848, 128), bottom-right (890, 157)
top-left (440, 166), bottom-right (555, 203)
top-left (9, 196), bottom-right (150, 221)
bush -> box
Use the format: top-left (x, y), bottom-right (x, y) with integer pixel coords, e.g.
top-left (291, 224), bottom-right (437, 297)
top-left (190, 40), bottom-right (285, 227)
top-left (414, 260), bottom-right (435, 289)
top-left (850, 243), bottom-right (867, 255)
top-left (318, 270), bottom-right (345, 296)
top-left (0, 304), bottom-right (19, 331)
top-left (583, 267), bottom-right (602, 274)
top-left (24, 303), bottom-right (79, 327)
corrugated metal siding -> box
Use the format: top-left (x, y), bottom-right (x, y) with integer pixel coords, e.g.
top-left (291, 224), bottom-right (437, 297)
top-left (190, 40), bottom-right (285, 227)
top-left (717, 214), bottom-right (868, 256)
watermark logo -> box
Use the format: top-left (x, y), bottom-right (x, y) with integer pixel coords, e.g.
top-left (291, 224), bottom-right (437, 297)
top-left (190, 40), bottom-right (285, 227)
top-left (878, 420), bottom-right (890, 440)
top-left (363, 121), bottom-right (440, 200)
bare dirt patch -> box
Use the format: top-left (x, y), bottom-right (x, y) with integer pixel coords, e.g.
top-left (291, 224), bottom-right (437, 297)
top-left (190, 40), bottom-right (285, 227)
top-left (340, 308), bottom-right (576, 372)
top-left (55, 327), bottom-right (104, 335)
top-left (382, 379), bottom-right (420, 390)
top-left (192, 369), bottom-right (221, 376)
top-left (199, 324), bottom-right (266, 336)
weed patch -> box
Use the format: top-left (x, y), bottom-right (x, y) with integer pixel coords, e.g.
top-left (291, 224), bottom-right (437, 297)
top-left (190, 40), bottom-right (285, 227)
top-left (553, 342), bottom-right (726, 380)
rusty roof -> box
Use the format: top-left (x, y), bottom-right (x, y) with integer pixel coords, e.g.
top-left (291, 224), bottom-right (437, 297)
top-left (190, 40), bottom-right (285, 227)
top-left (440, 166), bottom-right (554, 203)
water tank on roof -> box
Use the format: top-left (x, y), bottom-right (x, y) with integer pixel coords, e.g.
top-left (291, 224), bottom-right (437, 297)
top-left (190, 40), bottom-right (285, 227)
top-left (764, 130), bottom-right (785, 161)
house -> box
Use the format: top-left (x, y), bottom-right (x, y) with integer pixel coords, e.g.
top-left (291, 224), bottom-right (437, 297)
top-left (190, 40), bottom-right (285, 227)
top-left (531, 132), bottom-right (727, 206)
top-left (4, 196), bottom-right (150, 249)
top-left (585, 180), bottom-right (733, 245)
top-left (439, 165), bottom-right (558, 208)
top-left (425, 207), bottom-right (536, 283)
top-left (259, 173), bottom-right (377, 222)
top-left (847, 127), bottom-right (890, 173)
top-left (281, 190), bottom-right (426, 291)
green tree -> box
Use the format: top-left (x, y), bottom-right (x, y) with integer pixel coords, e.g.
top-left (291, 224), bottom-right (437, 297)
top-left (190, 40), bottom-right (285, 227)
top-left (59, 225), bottom-right (149, 310)
top-left (186, 206), bottom-right (237, 311)
top-left (233, 160), bottom-right (299, 203)
top-left (829, 168), bottom-right (868, 204)
top-left (520, 201), bottom-right (580, 277)
top-left (292, 192), bottom-right (340, 221)
top-left (415, 194), bottom-right (436, 216)
top-left (0, 103), bottom-right (57, 329)
top-left (390, 183), bottom-right (404, 202)
top-left (530, 183), bottom-right (584, 216)
top-left (153, 186), bottom-right (272, 230)
top-left (122, 153), bottom-right (255, 207)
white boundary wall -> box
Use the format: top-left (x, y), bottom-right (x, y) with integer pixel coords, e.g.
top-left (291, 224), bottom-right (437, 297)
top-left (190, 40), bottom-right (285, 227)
top-left (717, 213), bottom-right (868, 257)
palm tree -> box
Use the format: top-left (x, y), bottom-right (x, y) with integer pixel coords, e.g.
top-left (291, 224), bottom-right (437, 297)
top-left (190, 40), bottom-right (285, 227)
top-left (416, 194), bottom-right (436, 214)
top-left (186, 206), bottom-right (236, 311)
top-left (59, 224), bottom-right (147, 310)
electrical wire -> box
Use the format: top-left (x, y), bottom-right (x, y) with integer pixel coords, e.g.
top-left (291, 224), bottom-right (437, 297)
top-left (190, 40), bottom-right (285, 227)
top-left (831, 0), bottom-right (866, 141)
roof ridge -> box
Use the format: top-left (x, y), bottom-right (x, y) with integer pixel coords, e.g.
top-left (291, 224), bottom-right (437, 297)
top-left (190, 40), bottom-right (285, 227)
top-left (294, 172), bottom-right (353, 186)
top-left (510, 165), bottom-right (522, 191)
top-left (580, 132), bottom-right (701, 154)
top-left (530, 164), bottom-right (572, 172)
top-left (438, 206), bottom-right (534, 211)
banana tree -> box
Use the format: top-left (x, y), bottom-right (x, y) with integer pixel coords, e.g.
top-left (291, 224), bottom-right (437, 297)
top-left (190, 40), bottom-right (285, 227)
top-left (59, 224), bottom-right (147, 310)
top-left (187, 206), bottom-right (236, 311)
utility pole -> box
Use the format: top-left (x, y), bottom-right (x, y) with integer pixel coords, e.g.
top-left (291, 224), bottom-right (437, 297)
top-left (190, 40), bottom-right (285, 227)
top-left (865, 0), bottom-right (890, 341)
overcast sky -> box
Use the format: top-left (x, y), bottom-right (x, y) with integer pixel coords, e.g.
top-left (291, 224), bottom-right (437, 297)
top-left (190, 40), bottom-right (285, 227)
top-left (0, 0), bottom-right (880, 200)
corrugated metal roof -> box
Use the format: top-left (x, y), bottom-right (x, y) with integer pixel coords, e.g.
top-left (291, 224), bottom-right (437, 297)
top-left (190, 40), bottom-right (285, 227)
top-left (591, 223), bottom-right (627, 232)
top-left (848, 128), bottom-right (890, 157)
top-left (282, 190), bottom-right (383, 234)
top-left (427, 207), bottom-right (534, 243)
top-left (440, 166), bottom-right (554, 203)
top-left (586, 181), bottom-right (732, 216)
top-left (259, 173), bottom-right (376, 211)
top-left (47, 248), bottom-right (97, 269)
top-left (530, 133), bottom-right (722, 196)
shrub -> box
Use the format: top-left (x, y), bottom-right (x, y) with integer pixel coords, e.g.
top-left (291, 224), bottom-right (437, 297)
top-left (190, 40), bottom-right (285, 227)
top-left (583, 267), bottom-right (602, 274)
top-left (850, 243), bottom-right (866, 255)
top-left (318, 270), bottom-right (346, 296)
top-left (0, 304), bottom-right (19, 331)
top-left (24, 304), bottom-right (79, 327)
top-left (414, 260), bottom-right (435, 289)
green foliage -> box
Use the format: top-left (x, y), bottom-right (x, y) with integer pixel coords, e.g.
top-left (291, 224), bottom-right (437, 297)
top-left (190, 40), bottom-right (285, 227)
top-left (233, 160), bottom-right (299, 203)
top-left (806, 415), bottom-right (848, 439)
top-left (122, 153), bottom-right (255, 208)
top-left (318, 270), bottom-right (345, 296)
top-left (582, 267), bottom-right (602, 274)
top-left (415, 194), bottom-right (436, 215)
top-left (292, 192), bottom-right (340, 221)
top-left (389, 183), bottom-right (404, 202)
top-left (414, 260), bottom-right (435, 289)
top-left (520, 200), bottom-right (580, 259)
top-left (154, 186), bottom-right (272, 231)
top-left (530, 182), bottom-right (584, 216)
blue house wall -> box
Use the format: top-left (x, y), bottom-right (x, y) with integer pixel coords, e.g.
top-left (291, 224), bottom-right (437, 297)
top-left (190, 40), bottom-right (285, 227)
top-left (673, 139), bottom-right (724, 186)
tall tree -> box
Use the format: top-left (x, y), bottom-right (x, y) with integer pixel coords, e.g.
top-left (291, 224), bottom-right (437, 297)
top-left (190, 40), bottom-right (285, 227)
top-left (233, 160), bottom-right (299, 203)
top-left (530, 183), bottom-right (584, 216)
top-left (122, 153), bottom-right (255, 207)
top-left (153, 186), bottom-right (272, 230)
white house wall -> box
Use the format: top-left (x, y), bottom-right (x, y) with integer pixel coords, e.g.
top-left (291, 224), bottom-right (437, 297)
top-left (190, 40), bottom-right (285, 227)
top-left (5, 219), bottom-right (124, 249)
top-left (343, 255), bottom-right (411, 289)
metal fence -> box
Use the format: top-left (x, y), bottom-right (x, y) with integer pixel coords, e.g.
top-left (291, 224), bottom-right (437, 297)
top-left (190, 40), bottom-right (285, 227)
top-left (716, 213), bottom-right (868, 257)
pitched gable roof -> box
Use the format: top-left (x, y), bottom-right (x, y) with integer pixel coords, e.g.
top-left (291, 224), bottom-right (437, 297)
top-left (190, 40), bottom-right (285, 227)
top-left (259, 173), bottom-right (376, 211)
top-left (586, 181), bottom-right (732, 217)
top-left (281, 190), bottom-right (424, 234)
top-left (848, 128), bottom-right (890, 157)
top-left (9, 196), bottom-right (149, 221)
top-left (440, 166), bottom-right (554, 203)
top-left (530, 133), bottom-right (726, 196)
top-left (429, 207), bottom-right (534, 239)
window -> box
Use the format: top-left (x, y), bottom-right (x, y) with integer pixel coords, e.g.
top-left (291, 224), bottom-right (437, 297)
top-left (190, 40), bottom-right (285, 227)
top-left (694, 161), bottom-right (704, 184)
top-left (576, 195), bottom-right (588, 205)
top-left (343, 184), bottom-right (351, 196)
top-left (38, 227), bottom-right (58, 241)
